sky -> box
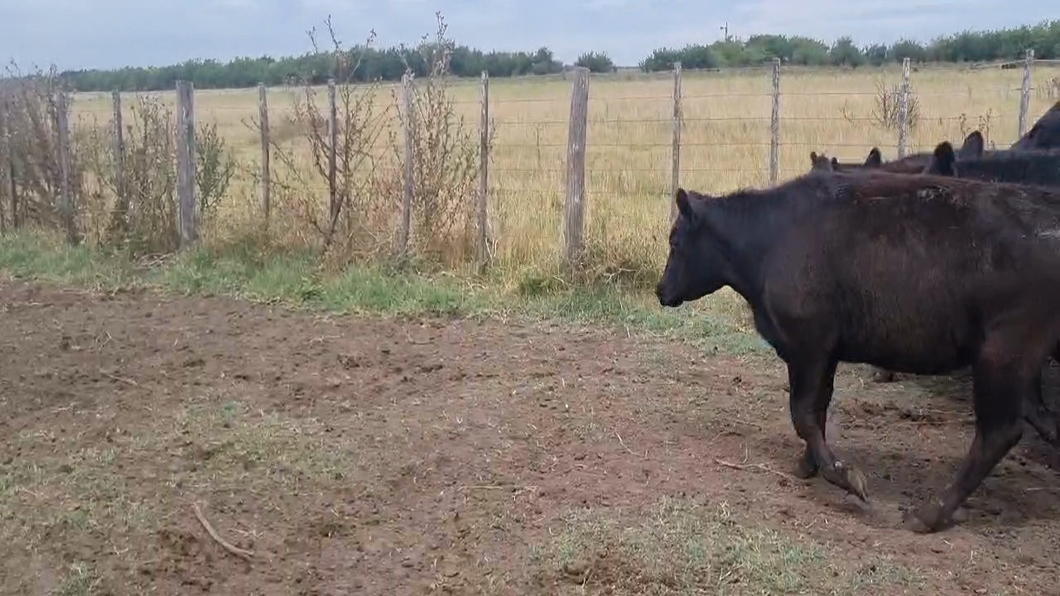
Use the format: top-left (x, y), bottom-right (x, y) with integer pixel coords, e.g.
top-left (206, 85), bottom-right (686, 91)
top-left (0, 0), bottom-right (1055, 71)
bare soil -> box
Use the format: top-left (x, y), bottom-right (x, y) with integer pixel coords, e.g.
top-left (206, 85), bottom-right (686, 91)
top-left (1, 279), bottom-right (1058, 595)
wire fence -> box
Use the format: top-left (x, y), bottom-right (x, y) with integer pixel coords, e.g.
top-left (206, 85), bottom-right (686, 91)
top-left (1, 53), bottom-right (1058, 272)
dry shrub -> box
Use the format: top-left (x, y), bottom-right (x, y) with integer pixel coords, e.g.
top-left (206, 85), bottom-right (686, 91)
top-left (250, 19), bottom-right (394, 266)
top-left (79, 96), bottom-right (177, 252)
top-left (77, 94), bottom-right (237, 256)
top-left (378, 12), bottom-right (496, 267)
top-left (871, 75), bottom-right (920, 132)
top-left (0, 63), bottom-right (77, 232)
top-left (254, 12), bottom-right (491, 272)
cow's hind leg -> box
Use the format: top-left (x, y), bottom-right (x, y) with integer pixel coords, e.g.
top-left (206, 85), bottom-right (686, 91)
top-left (1024, 368), bottom-right (1059, 447)
top-left (788, 355), bottom-right (869, 500)
top-left (903, 346), bottom-right (1029, 533)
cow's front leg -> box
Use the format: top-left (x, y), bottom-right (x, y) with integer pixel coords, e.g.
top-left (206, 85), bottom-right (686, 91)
top-left (788, 355), bottom-right (869, 501)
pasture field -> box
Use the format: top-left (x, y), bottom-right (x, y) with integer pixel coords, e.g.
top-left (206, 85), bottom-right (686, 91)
top-left (69, 65), bottom-right (1060, 283)
top-left (2, 64), bottom-right (1060, 594)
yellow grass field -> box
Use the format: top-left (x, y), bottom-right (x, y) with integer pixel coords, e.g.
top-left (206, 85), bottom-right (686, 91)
top-left (69, 64), bottom-right (1060, 283)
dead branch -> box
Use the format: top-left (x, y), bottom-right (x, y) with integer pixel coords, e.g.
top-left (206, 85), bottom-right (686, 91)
top-left (192, 501), bottom-right (255, 560)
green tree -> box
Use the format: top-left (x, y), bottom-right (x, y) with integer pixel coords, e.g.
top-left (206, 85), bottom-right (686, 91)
top-left (575, 51), bottom-right (616, 73)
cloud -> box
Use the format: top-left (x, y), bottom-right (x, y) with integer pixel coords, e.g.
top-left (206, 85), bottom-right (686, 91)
top-left (0, 0), bottom-right (1054, 70)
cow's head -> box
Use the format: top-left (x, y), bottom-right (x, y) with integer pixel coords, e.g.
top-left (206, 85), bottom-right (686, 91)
top-left (809, 151), bottom-right (836, 171)
top-left (923, 142), bottom-right (959, 176)
top-left (656, 188), bottom-right (728, 308)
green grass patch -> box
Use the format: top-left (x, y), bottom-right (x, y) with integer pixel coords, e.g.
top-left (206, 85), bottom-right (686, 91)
top-left (0, 230), bottom-right (766, 354)
top-left (536, 497), bottom-right (924, 595)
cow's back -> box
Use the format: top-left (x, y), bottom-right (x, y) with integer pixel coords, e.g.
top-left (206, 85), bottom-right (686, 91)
top-left (757, 172), bottom-right (1060, 372)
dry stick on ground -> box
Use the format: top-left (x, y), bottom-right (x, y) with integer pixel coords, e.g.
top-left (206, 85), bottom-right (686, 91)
top-left (714, 458), bottom-right (800, 482)
top-left (101, 370), bottom-right (138, 387)
top-left (614, 429), bottom-right (639, 457)
top-left (192, 501), bottom-right (255, 560)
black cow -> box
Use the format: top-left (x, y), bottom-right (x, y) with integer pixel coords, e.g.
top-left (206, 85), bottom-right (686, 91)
top-left (655, 171), bottom-right (1060, 533)
top-left (924, 140), bottom-right (1060, 445)
top-left (809, 148), bottom-right (881, 172)
top-left (925, 140), bottom-right (1060, 187)
top-left (809, 132), bottom-right (987, 385)
top-left (1011, 100), bottom-right (1060, 151)
top-left (809, 131), bottom-right (987, 178)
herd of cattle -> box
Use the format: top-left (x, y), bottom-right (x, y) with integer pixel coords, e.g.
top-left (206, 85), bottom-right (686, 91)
top-left (654, 101), bottom-right (1060, 534)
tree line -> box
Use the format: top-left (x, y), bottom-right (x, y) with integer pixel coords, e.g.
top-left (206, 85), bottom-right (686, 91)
top-left (640, 20), bottom-right (1060, 71)
top-left (55, 19), bottom-right (1060, 92)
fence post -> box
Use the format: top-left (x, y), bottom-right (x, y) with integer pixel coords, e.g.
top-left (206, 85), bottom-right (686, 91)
top-left (0, 92), bottom-right (7, 235)
top-left (769, 58), bottom-right (780, 185)
top-left (2, 91), bottom-right (14, 229)
top-left (258, 82), bottom-right (270, 232)
top-left (175, 80), bottom-right (197, 248)
top-left (111, 91), bottom-right (126, 221)
top-left (396, 73), bottom-right (415, 258)
top-left (326, 78), bottom-right (338, 227)
top-left (1018, 49), bottom-right (1034, 138)
top-left (563, 66), bottom-right (590, 272)
top-left (476, 70), bottom-right (490, 273)
top-left (670, 62), bottom-right (682, 224)
top-left (56, 89), bottom-right (77, 245)
top-left (897, 57), bottom-right (910, 159)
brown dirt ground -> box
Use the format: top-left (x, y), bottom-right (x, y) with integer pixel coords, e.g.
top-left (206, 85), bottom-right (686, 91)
top-left (1, 278), bottom-right (1059, 596)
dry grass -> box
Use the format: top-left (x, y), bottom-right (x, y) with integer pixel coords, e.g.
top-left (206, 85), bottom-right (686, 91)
top-left (64, 64), bottom-right (1059, 318)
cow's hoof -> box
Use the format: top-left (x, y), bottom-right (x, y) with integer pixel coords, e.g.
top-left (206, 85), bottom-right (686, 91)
top-left (794, 448), bottom-right (818, 479)
top-left (821, 459), bottom-right (869, 501)
top-left (902, 502), bottom-right (946, 534)
top-left (845, 465), bottom-right (870, 502)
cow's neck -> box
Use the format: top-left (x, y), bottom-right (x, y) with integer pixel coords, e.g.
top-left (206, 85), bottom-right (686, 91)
top-left (702, 191), bottom-right (788, 305)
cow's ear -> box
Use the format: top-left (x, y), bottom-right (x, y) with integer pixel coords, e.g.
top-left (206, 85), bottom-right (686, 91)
top-left (958, 130), bottom-right (984, 160)
top-left (864, 148), bottom-right (882, 167)
top-left (676, 188), bottom-right (695, 221)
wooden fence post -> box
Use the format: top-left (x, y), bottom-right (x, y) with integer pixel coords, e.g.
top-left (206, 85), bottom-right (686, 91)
top-left (175, 80), bottom-right (197, 247)
top-left (897, 57), bottom-right (910, 159)
top-left (56, 89), bottom-right (77, 245)
top-left (669, 61), bottom-right (682, 224)
top-left (396, 72), bottom-right (415, 258)
top-left (111, 91), bottom-right (126, 219)
top-left (2, 90), bottom-right (15, 229)
top-left (1018, 49), bottom-right (1034, 138)
top-left (476, 70), bottom-right (490, 273)
top-left (0, 92), bottom-right (8, 235)
top-left (769, 58), bottom-right (781, 185)
top-left (563, 66), bottom-right (590, 272)
top-left (258, 82), bottom-right (271, 231)
top-left (327, 78), bottom-right (338, 226)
